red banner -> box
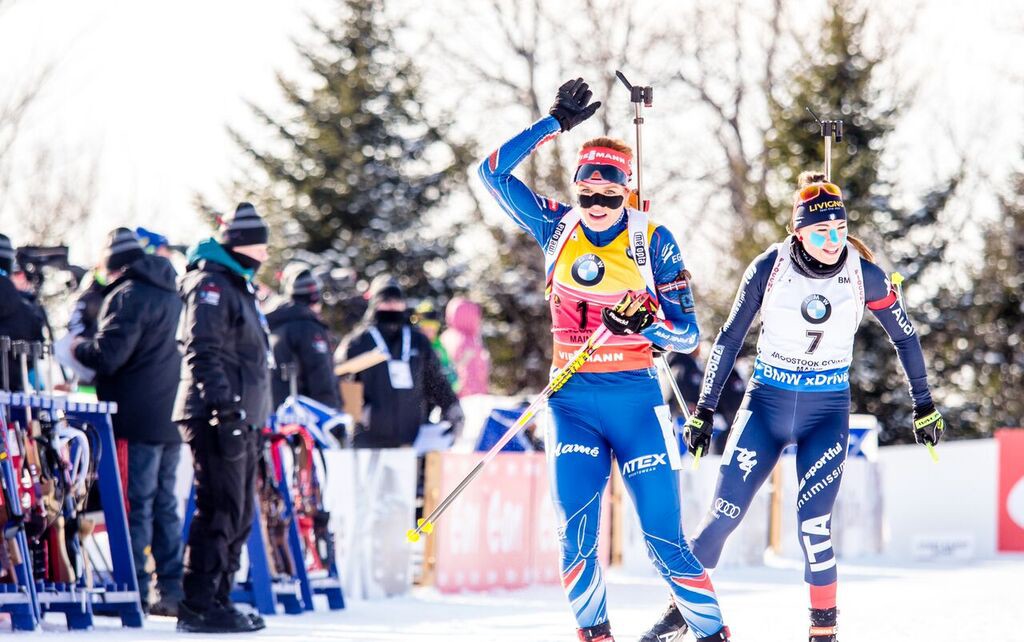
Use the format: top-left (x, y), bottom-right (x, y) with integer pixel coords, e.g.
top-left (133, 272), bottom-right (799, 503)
top-left (997, 429), bottom-right (1024, 552)
top-left (430, 453), bottom-right (610, 593)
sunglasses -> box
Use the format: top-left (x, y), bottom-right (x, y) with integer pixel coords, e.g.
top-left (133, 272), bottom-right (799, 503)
top-left (579, 193), bottom-right (624, 210)
top-left (574, 163), bottom-right (630, 186)
top-left (798, 183), bottom-right (843, 203)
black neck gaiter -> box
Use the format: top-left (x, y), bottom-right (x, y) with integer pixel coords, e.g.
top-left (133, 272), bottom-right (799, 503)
top-left (790, 236), bottom-right (848, 279)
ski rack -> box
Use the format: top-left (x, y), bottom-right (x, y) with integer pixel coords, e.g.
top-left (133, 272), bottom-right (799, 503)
top-left (180, 421), bottom-right (344, 616)
top-left (0, 391), bottom-right (143, 631)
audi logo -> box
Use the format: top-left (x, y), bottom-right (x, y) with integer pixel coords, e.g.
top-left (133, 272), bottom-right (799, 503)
top-left (714, 498), bottom-right (741, 519)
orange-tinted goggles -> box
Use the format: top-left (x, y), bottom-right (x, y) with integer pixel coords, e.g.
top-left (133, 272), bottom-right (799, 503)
top-left (798, 182), bottom-right (843, 203)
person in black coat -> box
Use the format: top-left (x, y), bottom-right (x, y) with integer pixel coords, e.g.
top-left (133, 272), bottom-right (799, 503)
top-left (336, 275), bottom-right (461, 448)
top-left (0, 233), bottom-right (44, 391)
top-left (73, 228), bottom-right (184, 615)
top-left (171, 203), bottom-right (271, 633)
top-left (267, 265), bottom-right (340, 410)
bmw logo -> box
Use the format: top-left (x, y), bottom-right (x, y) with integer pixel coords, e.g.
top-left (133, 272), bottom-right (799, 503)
top-left (571, 254), bottom-right (605, 286)
top-left (801, 294), bottom-right (832, 324)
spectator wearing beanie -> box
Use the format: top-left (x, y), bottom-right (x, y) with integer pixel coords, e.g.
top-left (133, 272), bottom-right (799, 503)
top-left (172, 202), bottom-right (271, 633)
top-left (0, 233), bottom-right (45, 391)
top-left (336, 274), bottom-right (462, 448)
top-left (266, 264), bottom-right (340, 409)
top-left (72, 227), bottom-right (185, 615)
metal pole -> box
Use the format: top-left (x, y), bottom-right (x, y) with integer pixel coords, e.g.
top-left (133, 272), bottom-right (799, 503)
top-left (634, 101), bottom-right (644, 209)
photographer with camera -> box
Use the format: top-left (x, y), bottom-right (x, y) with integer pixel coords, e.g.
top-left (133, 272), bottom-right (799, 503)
top-left (0, 233), bottom-right (44, 391)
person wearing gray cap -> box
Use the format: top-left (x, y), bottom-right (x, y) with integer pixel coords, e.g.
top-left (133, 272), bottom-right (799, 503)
top-left (172, 203), bottom-right (271, 633)
top-left (72, 227), bottom-right (184, 617)
top-left (0, 232), bottom-right (45, 391)
top-left (266, 264), bottom-right (341, 410)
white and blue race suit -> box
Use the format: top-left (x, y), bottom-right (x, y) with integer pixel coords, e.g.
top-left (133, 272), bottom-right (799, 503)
top-left (691, 236), bottom-right (933, 608)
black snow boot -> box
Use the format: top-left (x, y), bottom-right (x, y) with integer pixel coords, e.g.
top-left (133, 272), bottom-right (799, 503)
top-left (638, 599), bottom-right (689, 641)
top-left (216, 598), bottom-right (266, 631)
top-left (695, 626), bottom-right (731, 641)
top-left (578, 620), bottom-right (615, 641)
top-left (809, 607), bottom-right (839, 641)
top-left (176, 601), bottom-right (259, 633)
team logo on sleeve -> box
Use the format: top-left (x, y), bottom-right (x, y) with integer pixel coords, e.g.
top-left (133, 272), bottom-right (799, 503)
top-left (801, 294), bottom-right (832, 324)
top-left (198, 283), bottom-right (221, 306)
top-left (571, 254), bottom-right (605, 286)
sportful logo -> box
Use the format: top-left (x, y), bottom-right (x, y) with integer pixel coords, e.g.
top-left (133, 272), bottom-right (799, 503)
top-left (554, 442), bottom-right (600, 458)
top-left (632, 232), bottom-right (647, 266)
top-left (735, 447), bottom-right (758, 481)
top-left (714, 498), bottom-right (741, 519)
top-left (621, 453), bottom-right (667, 477)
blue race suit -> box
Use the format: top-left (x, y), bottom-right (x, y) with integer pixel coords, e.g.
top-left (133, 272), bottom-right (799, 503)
top-left (690, 239), bottom-right (933, 609)
top-left (479, 116), bottom-right (726, 637)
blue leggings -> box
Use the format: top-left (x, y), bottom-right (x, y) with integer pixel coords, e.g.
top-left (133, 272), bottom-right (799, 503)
top-left (547, 370), bottom-right (725, 638)
top-left (691, 381), bottom-right (850, 599)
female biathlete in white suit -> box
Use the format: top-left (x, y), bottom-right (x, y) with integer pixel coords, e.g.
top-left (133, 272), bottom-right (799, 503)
top-left (641, 172), bottom-right (946, 642)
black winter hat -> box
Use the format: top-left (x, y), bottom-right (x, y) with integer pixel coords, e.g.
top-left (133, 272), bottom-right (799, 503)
top-left (282, 264), bottom-right (321, 303)
top-left (104, 227), bottom-right (146, 272)
top-left (218, 202), bottom-right (269, 247)
top-left (0, 233), bottom-right (14, 274)
top-left (367, 274), bottom-right (404, 306)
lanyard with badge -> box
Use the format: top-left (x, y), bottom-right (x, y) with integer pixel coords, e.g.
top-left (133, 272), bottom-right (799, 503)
top-left (368, 326), bottom-right (413, 390)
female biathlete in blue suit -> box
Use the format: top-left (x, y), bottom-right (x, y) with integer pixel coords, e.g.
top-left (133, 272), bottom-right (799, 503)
top-left (646, 171), bottom-right (947, 642)
top-left (479, 79), bottom-right (732, 642)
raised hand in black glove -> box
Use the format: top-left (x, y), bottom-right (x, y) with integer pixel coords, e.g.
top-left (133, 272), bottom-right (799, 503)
top-left (913, 403), bottom-right (945, 446)
top-left (601, 292), bottom-right (655, 336)
top-left (549, 78), bottom-right (602, 132)
top-left (684, 406), bottom-right (715, 456)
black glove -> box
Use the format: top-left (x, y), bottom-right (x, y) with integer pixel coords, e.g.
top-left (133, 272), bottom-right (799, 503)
top-left (601, 293), bottom-right (655, 336)
top-left (684, 406), bottom-right (715, 456)
top-left (211, 397), bottom-right (248, 461)
top-left (913, 403), bottom-right (945, 446)
top-left (549, 78), bottom-right (602, 132)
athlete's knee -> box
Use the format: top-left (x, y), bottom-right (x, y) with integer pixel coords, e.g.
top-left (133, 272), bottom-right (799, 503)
top-left (643, 531), bottom-right (702, 578)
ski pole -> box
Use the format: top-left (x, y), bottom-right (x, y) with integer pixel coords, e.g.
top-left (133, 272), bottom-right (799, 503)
top-left (406, 323), bottom-right (614, 544)
top-left (889, 271), bottom-right (939, 463)
top-left (654, 354), bottom-right (704, 469)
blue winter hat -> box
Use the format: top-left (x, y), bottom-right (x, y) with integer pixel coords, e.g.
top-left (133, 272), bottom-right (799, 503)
top-left (136, 226), bottom-right (169, 253)
top-left (792, 182), bottom-right (847, 230)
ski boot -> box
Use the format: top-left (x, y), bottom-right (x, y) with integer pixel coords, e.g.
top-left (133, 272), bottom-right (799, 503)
top-left (578, 621), bottom-right (615, 641)
top-left (696, 626), bottom-right (731, 641)
top-left (809, 607), bottom-right (838, 641)
top-left (638, 599), bottom-right (688, 641)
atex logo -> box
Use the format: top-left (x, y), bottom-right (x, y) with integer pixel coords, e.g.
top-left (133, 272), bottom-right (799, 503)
top-left (714, 498), bottom-right (741, 519)
top-left (621, 453), bottom-right (667, 477)
top-left (554, 442), bottom-right (600, 458)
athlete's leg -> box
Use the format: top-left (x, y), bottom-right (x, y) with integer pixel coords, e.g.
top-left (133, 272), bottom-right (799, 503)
top-left (690, 385), bottom-right (791, 570)
top-left (792, 391), bottom-right (850, 612)
top-left (603, 376), bottom-right (727, 639)
top-left (547, 382), bottom-right (614, 630)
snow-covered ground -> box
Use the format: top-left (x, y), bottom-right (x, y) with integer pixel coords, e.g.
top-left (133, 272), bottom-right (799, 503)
top-left (14, 556), bottom-right (1022, 641)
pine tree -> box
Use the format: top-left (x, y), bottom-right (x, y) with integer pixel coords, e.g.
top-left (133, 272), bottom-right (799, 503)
top-left (748, 0), bottom-right (959, 443)
top-left (921, 166), bottom-right (1024, 435)
top-left (229, 0), bottom-right (470, 331)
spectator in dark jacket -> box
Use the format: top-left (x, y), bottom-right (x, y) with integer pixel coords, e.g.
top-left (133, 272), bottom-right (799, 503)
top-left (0, 233), bottom-right (45, 391)
top-left (172, 203), bottom-right (271, 633)
top-left (336, 275), bottom-right (461, 448)
top-left (268, 264), bottom-right (340, 409)
top-left (667, 349), bottom-right (747, 454)
top-left (73, 228), bottom-right (184, 615)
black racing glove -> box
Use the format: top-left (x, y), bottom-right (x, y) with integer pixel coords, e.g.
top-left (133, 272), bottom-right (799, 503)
top-left (601, 293), bottom-right (655, 336)
top-left (913, 403), bottom-right (945, 446)
top-left (684, 406), bottom-right (715, 456)
top-left (211, 397), bottom-right (248, 461)
top-left (549, 78), bottom-right (602, 132)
